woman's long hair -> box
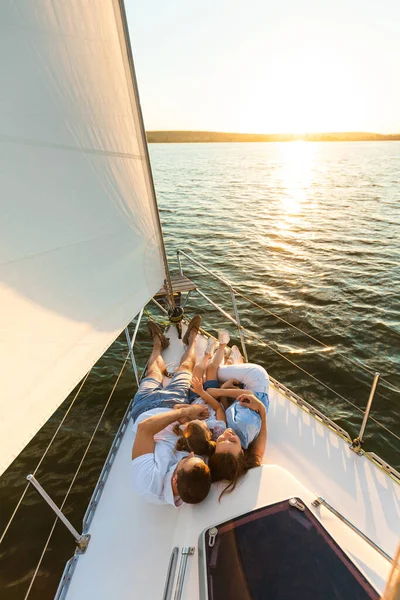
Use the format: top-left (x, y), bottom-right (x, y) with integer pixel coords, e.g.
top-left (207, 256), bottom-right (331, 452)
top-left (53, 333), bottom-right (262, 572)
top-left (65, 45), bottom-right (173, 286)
top-left (208, 451), bottom-right (249, 500)
top-left (173, 421), bottom-right (216, 457)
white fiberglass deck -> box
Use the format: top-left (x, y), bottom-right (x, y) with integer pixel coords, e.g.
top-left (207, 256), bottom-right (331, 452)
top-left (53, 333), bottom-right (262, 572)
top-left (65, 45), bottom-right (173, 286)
top-left (63, 325), bottom-right (400, 600)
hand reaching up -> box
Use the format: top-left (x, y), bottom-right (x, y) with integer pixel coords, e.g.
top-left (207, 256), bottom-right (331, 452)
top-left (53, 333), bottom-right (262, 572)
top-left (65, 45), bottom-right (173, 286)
top-left (221, 379), bottom-right (241, 389)
top-left (190, 375), bottom-right (204, 396)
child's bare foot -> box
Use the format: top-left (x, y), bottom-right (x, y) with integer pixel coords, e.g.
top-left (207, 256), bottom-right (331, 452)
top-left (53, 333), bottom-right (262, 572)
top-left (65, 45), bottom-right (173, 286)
top-left (231, 345), bottom-right (244, 364)
top-left (218, 329), bottom-right (230, 344)
top-left (205, 337), bottom-right (217, 356)
top-left (224, 347), bottom-right (232, 364)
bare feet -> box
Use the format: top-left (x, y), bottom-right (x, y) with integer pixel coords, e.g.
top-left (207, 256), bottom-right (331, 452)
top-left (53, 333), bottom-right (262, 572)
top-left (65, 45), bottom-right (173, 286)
top-left (205, 337), bottom-right (217, 356)
top-left (231, 345), bottom-right (244, 364)
top-left (147, 320), bottom-right (170, 350)
top-left (218, 329), bottom-right (230, 344)
top-left (224, 347), bottom-right (233, 364)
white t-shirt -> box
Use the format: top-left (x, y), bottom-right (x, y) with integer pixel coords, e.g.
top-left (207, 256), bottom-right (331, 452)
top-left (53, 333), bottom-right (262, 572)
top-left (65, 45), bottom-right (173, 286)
top-left (131, 408), bottom-right (188, 507)
top-left (217, 363), bottom-right (269, 394)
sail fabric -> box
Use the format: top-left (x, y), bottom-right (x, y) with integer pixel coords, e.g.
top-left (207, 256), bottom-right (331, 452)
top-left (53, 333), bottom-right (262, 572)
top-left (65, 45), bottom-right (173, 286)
top-left (0, 1), bottom-right (166, 474)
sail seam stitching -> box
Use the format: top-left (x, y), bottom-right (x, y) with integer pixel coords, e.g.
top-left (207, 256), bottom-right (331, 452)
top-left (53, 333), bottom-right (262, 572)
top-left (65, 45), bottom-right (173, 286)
top-left (0, 133), bottom-right (142, 160)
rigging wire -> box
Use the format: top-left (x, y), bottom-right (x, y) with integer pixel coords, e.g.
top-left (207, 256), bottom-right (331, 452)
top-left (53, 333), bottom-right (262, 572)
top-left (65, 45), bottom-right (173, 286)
top-left (240, 323), bottom-right (400, 443)
top-left (234, 288), bottom-right (400, 395)
top-left (23, 352), bottom-right (130, 600)
top-left (178, 251), bottom-right (399, 394)
top-left (4, 283), bottom-right (398, 598)
top-left (0, 371), bottom-right (91, 546)
top-left (178, 276), bottom-right (400, 443)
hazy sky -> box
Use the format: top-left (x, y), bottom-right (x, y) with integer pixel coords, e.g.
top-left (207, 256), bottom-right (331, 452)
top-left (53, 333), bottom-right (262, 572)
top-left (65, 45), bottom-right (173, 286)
top-left (126, 0), bottom-right (400, 134)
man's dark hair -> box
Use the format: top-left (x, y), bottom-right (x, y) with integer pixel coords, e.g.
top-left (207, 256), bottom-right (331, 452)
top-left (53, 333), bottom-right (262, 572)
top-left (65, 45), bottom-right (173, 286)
top-left (176, 462), bottom-right (211, 504)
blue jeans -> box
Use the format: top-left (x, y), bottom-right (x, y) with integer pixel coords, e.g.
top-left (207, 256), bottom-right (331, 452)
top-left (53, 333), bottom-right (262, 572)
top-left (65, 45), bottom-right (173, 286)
top-left (131, 371), bottom-right (191, 422)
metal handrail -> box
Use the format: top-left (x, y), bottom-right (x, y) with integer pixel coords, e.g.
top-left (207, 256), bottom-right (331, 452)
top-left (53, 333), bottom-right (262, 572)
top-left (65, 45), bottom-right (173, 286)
top-left (176, 249), bottom-right (400, 452)
top-left (196, 288), bottom-right (241, 328)
top-left (163, 547), bottom-right (179, 600)
top-left (312, 496), bottom-right (393, 563)
top-left (178, 250), bottom-right (232, 287)
top-left (26, 475), bottom-right (89, 551)
top-left (151, 293), bottom-right (399, 481)
top-left (178, 250), bottom-right (400, 395)
top-left (351, 372), bottom-right (380, 451)
top-left (174, 547), bottom-right (195, 600)
top-left (178, 250), bottom-right (248, 360)
top-left (18, 261), bottom-right (397, 600)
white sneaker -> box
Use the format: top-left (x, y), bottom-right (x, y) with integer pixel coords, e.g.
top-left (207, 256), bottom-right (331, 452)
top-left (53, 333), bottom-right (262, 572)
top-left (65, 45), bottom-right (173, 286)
top-left (218, 329), bottom-right (230, 344)
top-left (205, 337), bottom-right (217, 355)
top-left (231, 345), bottom-right (244, 364)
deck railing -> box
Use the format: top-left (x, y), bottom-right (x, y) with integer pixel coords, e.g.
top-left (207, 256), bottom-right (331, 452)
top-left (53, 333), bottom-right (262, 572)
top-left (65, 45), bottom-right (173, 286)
top-left (175, 249), bottom-right (400, 474)
top-left (1, 249), bottom-right (399, 600)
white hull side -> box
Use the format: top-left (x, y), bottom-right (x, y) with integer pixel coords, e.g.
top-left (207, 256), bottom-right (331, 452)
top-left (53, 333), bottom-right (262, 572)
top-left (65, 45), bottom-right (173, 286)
top-left (63, 325), bottom-right (399, 599)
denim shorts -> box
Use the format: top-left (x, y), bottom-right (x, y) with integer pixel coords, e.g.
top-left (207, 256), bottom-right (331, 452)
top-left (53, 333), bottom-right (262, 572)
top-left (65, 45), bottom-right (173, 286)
top-left (188, 379), bottom-right (219, 402)
top-left (131, 371), bottom-right (191, 422)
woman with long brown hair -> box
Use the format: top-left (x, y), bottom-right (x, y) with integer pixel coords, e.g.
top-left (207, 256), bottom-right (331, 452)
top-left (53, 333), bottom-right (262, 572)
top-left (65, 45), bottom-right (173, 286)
top-left (209, 392), bottom-right (268, 499)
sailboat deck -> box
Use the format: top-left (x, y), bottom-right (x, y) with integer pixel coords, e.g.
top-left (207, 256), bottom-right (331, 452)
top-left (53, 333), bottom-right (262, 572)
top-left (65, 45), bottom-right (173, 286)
top-left (62, 326), bottom-right (400, 600)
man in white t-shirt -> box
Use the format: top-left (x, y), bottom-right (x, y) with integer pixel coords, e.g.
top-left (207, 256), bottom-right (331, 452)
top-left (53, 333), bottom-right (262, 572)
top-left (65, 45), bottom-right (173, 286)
top-left (132, 404), bottom-right (211, 506)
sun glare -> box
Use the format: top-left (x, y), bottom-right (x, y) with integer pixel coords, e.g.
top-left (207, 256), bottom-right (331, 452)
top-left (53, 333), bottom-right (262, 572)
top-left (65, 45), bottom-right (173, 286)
top-left (278, 141), bottom-right (315, 214)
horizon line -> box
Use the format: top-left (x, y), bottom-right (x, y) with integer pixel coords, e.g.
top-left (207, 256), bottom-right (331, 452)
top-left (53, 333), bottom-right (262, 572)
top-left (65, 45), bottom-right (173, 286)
top-left (146, 129), bottom-right (400, 136)
top-left (146, 130), bottom-right (400, 143)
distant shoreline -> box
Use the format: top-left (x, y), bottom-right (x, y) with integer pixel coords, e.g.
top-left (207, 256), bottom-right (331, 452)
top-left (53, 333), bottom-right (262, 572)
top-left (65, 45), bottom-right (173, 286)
top-left (146, 131), bottom-right (400, 143)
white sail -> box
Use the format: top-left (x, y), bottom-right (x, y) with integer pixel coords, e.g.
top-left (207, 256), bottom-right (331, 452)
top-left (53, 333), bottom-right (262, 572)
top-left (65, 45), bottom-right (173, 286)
top-left (0, 0), bottom-right (166, 474)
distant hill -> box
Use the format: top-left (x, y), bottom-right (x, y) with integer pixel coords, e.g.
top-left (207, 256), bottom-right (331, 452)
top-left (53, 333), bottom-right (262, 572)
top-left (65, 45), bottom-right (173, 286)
top-left (146, 131), bottom-right (400, 143)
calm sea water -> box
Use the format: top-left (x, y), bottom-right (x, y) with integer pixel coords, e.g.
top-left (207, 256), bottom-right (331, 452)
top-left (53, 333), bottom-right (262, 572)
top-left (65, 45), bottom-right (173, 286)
top-left (1, 141), bottom-right (399, 599)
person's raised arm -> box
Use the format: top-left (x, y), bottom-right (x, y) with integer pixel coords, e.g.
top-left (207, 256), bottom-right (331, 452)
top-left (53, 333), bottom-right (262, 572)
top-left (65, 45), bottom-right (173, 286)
top-left (190, 376), bottom-right (226, 423)
top-left (207, 387), bottom-right (245, 400)
top-left (220, 379), bottom-right (240, 389)
top-left (238, 393), bottom-right (267, 467)
top-left (132, 404), bottom-right (209, 460)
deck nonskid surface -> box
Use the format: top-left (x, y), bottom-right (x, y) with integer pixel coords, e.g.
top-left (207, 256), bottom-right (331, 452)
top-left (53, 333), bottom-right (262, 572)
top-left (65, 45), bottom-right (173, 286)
top-left (65, 326), bottom-right (399, 599)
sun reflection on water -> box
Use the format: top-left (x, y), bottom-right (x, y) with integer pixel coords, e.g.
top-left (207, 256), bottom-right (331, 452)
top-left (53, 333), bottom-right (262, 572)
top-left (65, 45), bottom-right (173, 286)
top-left (278, 141), bottom-right (316, 216)
top-left (261, 141), bottom-right (318, 276)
